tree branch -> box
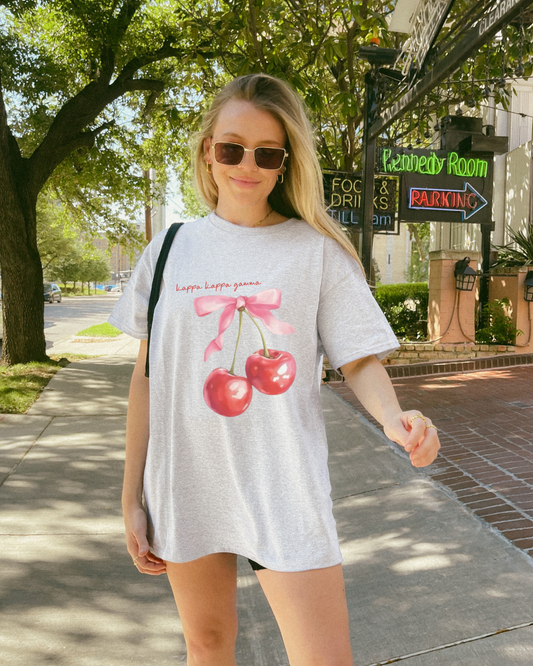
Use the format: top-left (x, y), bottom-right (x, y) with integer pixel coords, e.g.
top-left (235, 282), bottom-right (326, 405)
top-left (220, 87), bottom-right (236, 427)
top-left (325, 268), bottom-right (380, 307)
top-left (28, 117), bottom-right (116, 196)
top-left (27, 38), bottom-right (186, 196)
top-left (123, 78), bottom-right (165, 93)
top-left (248, 0), bottom-right (267, 68)
top-left (142, 88), bottom-right (164, 117)
top-left (107, 0), bottom-right (143, 46)
top-left (281, 0), bottom-right (307, 32)
top-left (59, 120), bottom-right (117, 161)
top-left (0, 74), bottom-right (26, 218)
top-left (69, 0), bottom-right (100, 40)
top-left (111, 37), bottom-right (183, 89)
top-left (297, 10), bottom-right (333, 73)
top-left (407, 223), bottom-right (426, 261)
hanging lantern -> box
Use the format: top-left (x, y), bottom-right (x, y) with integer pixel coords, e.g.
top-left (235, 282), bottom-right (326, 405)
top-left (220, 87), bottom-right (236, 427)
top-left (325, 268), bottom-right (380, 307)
top-left (524, 271), bottom-right (533, 302)
top-left (454, 257), bottom-right (477, 291)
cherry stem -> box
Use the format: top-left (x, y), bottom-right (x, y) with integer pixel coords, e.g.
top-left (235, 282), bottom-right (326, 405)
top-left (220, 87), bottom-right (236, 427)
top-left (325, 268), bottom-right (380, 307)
top-left (229, 310), bottom-right (244, 375)
top-left (243, 309), bottom-right (271, 358)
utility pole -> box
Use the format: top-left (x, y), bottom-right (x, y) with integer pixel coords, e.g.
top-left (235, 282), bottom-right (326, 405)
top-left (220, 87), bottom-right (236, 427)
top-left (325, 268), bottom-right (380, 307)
top-left (143, 169), bottom-right (152, 242)
top-left (360, 68), bottom-right (378, 282)
top-left (359, 41), bottom-right (398, 285)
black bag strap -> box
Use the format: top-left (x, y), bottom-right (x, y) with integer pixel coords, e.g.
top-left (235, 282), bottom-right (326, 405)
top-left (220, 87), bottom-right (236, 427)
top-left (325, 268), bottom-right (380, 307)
top-left (145, 223), bottom-right (183, 377)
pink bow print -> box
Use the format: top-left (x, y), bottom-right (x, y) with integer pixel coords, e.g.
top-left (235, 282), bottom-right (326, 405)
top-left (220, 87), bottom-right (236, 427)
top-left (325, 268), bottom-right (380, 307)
top-left (194, 288), bottom-right (295, 361)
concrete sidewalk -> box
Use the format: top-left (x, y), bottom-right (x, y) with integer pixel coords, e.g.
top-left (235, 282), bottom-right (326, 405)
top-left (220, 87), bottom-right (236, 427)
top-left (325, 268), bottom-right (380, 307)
top-left (49, 331), bottom-right (141, 358)
top-left (1, 345), bottom-right (533, 665)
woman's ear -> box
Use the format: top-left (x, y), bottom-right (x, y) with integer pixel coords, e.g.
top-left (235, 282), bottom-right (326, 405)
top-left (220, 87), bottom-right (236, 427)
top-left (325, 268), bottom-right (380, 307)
top-left (203, 137), bottom-right (212, 163)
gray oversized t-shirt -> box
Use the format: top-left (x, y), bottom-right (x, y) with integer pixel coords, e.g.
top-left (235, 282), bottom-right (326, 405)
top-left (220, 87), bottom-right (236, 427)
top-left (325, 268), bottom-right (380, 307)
top-left (109, 211), bottom-right (399, 571)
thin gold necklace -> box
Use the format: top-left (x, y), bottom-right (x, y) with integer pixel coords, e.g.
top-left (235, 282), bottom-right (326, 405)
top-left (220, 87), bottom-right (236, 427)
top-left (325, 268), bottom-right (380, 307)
top-left (253, 207), bottom-right (274, 227)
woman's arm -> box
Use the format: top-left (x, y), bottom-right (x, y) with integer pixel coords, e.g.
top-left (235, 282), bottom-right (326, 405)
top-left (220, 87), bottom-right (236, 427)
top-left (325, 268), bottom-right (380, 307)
top-left (340, 354), bottom-right (440, 468)
top-left (123, 339), bottom-right (166, 575)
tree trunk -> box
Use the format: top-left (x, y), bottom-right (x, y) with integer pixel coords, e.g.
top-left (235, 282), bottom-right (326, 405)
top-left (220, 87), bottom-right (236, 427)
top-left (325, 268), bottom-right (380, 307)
top-left (407, 223), bottom-right (426, 262)
top-left (0, 77), bottom-right (47, 365)
top-left (0, 192), bottom-right (47, 365)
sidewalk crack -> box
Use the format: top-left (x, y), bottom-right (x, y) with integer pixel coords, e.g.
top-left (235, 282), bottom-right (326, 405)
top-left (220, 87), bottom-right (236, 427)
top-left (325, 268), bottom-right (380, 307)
top-left (363, 619), bottom-right (533, 665)
top-left (0, 417), bottom-right (55, 488)
top-left (333, 482), bottom-right (407, 503)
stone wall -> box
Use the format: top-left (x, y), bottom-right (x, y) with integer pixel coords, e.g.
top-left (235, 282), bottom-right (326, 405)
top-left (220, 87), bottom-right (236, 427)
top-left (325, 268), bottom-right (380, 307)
top-left (384, 342), bottom-right (516, 365)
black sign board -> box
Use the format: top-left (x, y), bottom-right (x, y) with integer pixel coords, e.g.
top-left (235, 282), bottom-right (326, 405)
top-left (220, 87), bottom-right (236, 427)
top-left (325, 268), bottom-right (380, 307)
top-left (323, 171), bottom-right (398, 233)
top-left (377, 148), bottom-right (494, 225)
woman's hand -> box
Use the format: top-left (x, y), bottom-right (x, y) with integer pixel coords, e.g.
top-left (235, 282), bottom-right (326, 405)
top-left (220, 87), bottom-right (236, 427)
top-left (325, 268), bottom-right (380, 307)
top-left (124, 503), bottom-right (167, 576)
top-left (383, 411), bottom-right (441, 467)
top-left (340, 356), bottom-right (441, 468)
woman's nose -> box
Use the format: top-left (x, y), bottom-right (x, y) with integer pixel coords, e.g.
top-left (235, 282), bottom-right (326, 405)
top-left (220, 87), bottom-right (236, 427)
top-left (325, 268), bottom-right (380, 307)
top-left (238, 148), bottom-right (257, 169)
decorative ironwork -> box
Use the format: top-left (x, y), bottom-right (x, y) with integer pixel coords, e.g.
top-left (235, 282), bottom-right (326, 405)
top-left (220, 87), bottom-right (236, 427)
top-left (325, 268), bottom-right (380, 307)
top-left (393, 0), bottom-right (455, 78)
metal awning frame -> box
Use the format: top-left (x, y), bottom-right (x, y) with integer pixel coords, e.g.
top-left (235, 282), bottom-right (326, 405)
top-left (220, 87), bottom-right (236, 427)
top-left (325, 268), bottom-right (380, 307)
top-left (369, 0), bottom-right (533, 143)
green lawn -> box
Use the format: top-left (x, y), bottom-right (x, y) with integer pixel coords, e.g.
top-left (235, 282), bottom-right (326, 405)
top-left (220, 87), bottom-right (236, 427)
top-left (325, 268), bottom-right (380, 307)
top-left (76, 323), bottom-right (122, 337)
top-left (56, 283), bottom-right (110, 296)
top-left (0, 355), bottom-right (91, 414)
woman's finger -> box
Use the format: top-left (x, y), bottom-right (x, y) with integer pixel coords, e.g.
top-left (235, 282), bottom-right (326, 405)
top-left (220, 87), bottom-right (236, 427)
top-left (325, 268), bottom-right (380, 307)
top-left (409, 425), bottom-right (441, 467)
top-left (134, 552), bottom-right (167, 576)
top-left (145, 550), bottom-right (165, 564)
top-left (402, 412), bottom-right (428, 452)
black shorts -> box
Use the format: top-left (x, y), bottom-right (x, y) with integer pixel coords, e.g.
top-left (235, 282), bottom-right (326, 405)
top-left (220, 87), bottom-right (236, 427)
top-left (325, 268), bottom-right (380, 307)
top-left (248, 558), bottom-right (267, 571)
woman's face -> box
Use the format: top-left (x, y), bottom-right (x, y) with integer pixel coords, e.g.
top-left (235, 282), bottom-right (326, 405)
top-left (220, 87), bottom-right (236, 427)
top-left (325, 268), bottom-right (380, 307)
top-left (204, 99), bottom-right (287, 211)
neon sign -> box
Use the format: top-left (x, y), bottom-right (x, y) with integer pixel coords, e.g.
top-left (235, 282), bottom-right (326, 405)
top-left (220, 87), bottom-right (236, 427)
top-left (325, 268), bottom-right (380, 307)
top-left (381, 149), bottom-right (488, 178)
top-left (409, 183), bottom-right (488, 220)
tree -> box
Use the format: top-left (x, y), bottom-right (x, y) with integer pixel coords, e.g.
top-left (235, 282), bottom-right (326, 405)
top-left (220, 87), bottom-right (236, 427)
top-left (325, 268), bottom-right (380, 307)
top-left (54, 251), bottom-right (85, 291)
top-left (405, 223), bottom-right (430, 283)
top-left (37, 195), bottom-right (78, 277)
top-left (0, 0), bottom-right (211, 364)
top-left (53, 245), bottom-right (111, 292)
top-left (79, 251), bottom-right (112, 293)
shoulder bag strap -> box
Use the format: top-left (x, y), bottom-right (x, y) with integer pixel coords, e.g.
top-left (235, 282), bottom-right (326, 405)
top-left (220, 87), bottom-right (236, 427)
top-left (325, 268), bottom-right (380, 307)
top-left (145, 223), bottom-right (183, 377)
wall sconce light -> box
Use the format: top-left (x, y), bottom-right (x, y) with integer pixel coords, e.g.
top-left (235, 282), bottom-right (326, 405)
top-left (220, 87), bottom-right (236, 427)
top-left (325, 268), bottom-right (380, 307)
top-left (524, 270), bottom-right (533, 302)
top-left (454, 257), bottom-right (477, 291)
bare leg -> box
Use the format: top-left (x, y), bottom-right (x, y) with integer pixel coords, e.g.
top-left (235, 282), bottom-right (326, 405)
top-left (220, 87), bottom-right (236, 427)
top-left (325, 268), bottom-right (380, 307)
top-left (166, 552), bottom-right (239, 666)
top-left (255, 563), bottom-right (354, 666)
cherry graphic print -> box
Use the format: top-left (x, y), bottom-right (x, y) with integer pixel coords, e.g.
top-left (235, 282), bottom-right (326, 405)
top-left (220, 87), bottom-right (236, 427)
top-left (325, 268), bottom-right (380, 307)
top-left (194, 288), bottom-right (296, 417)
top-left (203, 368), bottom-right (253, 417)
top-left (245, 348), bottom-right (296, 395)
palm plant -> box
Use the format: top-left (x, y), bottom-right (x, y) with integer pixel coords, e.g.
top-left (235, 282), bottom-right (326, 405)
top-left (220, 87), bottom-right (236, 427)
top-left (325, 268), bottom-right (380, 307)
top-left (492, 225), bottom-right (533, 267)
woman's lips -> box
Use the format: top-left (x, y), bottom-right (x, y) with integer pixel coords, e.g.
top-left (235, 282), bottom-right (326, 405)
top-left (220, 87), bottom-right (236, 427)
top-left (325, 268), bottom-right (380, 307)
top-left (231, 177), bottom-right (260, 188)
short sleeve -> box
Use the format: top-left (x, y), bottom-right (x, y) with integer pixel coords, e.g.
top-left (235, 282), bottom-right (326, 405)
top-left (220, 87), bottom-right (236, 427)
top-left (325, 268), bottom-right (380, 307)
top-left (317, 236), bottom-right (399, 371)
top-left (107, 230), bottom-right (168, 339)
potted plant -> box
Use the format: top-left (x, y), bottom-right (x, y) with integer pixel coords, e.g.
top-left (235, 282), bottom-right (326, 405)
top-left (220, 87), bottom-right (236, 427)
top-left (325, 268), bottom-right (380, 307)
top-left (482, 225), bottom-right (533, 350)
top-left (492, 225), bottom-right (533, 268)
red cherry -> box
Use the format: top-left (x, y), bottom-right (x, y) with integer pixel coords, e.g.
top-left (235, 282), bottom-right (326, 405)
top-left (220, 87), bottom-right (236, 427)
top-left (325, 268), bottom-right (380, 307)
top-left (245, 349), bottom-right (296, 395)
top-left (203, 368), bottom-right (253, 417)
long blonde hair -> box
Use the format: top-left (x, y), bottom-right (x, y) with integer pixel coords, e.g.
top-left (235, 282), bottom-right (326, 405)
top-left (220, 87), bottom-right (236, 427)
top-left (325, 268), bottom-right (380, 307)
top-left (192, 73), bottom-right (364, 272)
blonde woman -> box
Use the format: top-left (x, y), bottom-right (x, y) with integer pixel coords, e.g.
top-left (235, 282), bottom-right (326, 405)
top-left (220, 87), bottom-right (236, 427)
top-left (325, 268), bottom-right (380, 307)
top-left (109, 73), bottom-right (440, 666)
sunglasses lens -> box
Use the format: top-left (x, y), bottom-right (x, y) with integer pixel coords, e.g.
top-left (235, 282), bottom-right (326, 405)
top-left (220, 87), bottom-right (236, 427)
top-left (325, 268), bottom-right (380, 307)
top-left (214, 142), bottom-right (244, 165)
top-left (255, 147), bottom-right (285, 170)
top-left (213, 142), bottom-right (286, 169)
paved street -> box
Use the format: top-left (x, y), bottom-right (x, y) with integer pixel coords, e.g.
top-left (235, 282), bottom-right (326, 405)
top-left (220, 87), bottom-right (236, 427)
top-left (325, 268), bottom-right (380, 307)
top-left (328, 364), bottom-right (533, 560)
top-left (44, 294), bottom-right (120, 350)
